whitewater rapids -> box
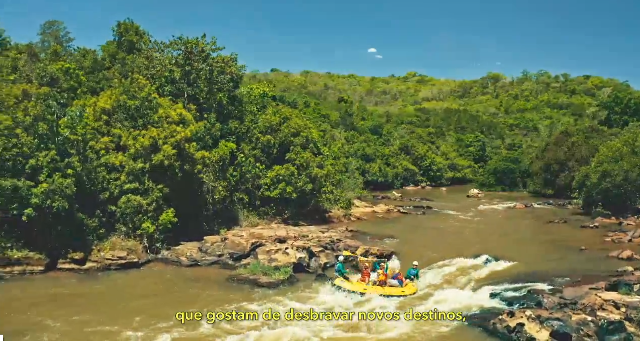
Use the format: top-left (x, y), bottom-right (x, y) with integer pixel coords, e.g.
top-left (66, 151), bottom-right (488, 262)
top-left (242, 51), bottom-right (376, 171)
top-left (142, 255), bottom-right (551, 341)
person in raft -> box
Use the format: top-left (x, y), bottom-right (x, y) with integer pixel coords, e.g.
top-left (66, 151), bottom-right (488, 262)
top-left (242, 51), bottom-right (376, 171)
top-left (375, 268), bottom-right (388, 286)
top-left (335, 255), bottom-right (350, 281)
top-left (387, 270), bottom-right (405, 287)
top-left (359, 263), bottom-right (371, 284)
top-left (370, 260), bottom-right (385, 284)
top-left (405, 261), bottom-right (420, 282)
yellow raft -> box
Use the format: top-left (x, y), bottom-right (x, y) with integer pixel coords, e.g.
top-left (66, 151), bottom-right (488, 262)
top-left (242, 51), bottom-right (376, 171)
top-left (332, 277), bottom-right (418, 297)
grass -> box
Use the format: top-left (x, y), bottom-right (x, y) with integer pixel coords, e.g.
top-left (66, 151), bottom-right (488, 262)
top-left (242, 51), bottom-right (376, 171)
top-left (91, 236), bottom-right (144, 258)
top-left (619, 287), bottom-right (635, 296)
top-left (238, 209), bottom-right (270, 228)
top-left (0, 249), bottom-right (46, 259)
top-left (236, 261), bottom-right (293, 280)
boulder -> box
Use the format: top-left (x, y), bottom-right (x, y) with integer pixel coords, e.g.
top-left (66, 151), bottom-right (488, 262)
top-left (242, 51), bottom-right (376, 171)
top-left (466, 188), bottom-right (484, 198)
top-left (227, 273), bottom-right (298, 289)
top-left (254, 244), bottom-right (302, 268)
top-left (608, 250), bottom-right (640, 261)
top-left (0, 252), bottom-right (50, 275)
top-left (580, 222), bottom-right (600, 229)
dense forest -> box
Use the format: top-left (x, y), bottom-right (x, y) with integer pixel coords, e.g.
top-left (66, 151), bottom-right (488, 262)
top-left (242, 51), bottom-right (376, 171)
top-left (1, 19), bottom-right (640, 258)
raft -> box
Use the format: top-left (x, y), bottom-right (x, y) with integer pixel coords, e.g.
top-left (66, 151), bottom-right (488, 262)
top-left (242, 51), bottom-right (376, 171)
top-left (332, 277), bottom-right (418, 297)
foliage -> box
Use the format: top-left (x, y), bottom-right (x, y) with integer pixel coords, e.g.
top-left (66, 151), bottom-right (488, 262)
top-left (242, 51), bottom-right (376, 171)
top-left (574, 124), bottom-right (640, 215)
top-left (235, 261), bottom-right (293, 280)
top-left (1, 19), bottom-right (639, 258)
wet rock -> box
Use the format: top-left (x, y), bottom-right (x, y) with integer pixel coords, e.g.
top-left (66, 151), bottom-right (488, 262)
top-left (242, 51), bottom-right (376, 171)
top-left (596, 320), bottom-right (634, 341)
top-left (617, 266), bottom-right (635, 274)
top-left (608, 249), bottom-right (640, 261)
top-left (355, 245), bottom-right (394, 259)
top-left (466, 188), bottom-right (484, 198)
top-left (580, 246), bottom-right (587, 251)
top-left (548, 218), bottom-right (568, 224)
top-left (407, 197), bottom-right (433, 202)
top-left (0, 252), bottom-right (50, 275)
top-left (580, 222), bottom-right (600, 229)
top-left (226, 273), bottom-right (298, 289)
top-left (156, 241), bottom-right (222, 267)
top-left (513, 203), bottom-right (527, 209)
top-left (467, 272), bottom-right (640, 341)
top-left (595, 217), bottom-right (620, 224)
top-left (87, 248), bottom-right (149, 271)
top-left (604, 275), bottom-right (640, 293)
top-left (314, 273), bottom-right (330, 282)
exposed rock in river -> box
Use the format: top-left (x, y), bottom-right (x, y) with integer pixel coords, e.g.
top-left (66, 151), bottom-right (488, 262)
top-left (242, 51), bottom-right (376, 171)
top-left (467, 272), bottom-right (640, 340)
top-left (467, 188), bottom-right (484, 198)
top-left (227, 272), bottom-right (299, 289)
top-left (157, 223), bottom-right (393, 274)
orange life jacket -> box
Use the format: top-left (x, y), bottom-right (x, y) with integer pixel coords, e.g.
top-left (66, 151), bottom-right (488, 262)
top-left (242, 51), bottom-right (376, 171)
top-left (360, 268), bottom-right (371, 280)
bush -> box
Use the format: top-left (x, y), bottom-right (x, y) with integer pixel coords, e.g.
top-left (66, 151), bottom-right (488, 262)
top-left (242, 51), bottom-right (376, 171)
top-left (236, 261), bottom-right (293, 280)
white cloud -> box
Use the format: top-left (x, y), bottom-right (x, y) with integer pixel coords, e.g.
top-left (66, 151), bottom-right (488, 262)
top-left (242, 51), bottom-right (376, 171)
top-left (496, 62), bottom-right (501, 65)
top-left (367, 48), bottom-right (377, 53)
top-left (375, 55), bottom-right (383, 59)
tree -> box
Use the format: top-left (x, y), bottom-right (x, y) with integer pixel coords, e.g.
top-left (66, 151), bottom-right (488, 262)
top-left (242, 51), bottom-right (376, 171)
top-left (574, 124), bottom-right (640, 215)
top-left (36, 20), bottom-right (75, 54)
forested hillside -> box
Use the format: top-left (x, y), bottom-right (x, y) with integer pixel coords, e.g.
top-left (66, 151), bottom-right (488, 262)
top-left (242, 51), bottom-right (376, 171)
top-left (1, 19), bottom-right (640, 258)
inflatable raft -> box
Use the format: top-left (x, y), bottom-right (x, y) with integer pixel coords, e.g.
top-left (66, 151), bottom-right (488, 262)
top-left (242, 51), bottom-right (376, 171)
top-left (332, 277), bottom-right (418, 297)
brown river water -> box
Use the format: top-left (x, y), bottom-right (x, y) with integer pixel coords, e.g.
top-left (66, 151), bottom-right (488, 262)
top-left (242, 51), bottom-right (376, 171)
top-left (0, 186), bottom-right (628, 340)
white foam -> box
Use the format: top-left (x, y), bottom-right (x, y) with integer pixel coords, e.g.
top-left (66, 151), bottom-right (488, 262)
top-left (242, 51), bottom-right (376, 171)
top-left (142, 255), bottom-right (549, 340)
top-left (434, 209), bottom-right (461, 215)
top-left (477, 202), bottom-right (517, 210)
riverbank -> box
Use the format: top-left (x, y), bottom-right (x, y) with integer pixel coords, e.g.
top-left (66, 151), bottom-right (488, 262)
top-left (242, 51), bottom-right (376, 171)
top-left (0, 198), bottom-right (418, 286)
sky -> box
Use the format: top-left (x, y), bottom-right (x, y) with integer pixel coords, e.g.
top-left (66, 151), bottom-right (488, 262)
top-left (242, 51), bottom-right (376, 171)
top-left (1, 0), bottom-right (639, 86)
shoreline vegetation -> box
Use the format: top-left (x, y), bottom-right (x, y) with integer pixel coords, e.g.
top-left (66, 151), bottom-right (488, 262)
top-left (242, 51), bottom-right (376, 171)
top-left (2, 19), bottom-right (640, 339)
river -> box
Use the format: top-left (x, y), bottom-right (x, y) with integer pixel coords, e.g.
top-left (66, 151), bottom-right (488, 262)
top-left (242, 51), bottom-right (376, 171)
top-left (0, 186), bottom-right (627, 340)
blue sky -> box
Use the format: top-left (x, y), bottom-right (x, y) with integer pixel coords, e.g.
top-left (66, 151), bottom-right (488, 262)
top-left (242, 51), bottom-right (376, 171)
top-left (1, 0), bottom-right (639, 86)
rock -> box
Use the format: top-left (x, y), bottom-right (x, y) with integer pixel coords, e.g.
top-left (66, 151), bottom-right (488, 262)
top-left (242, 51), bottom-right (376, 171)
top-left (548, 323), bottom-right (574, 341)
top-left (0, 252), bottom-right (50, 275)
top-left (466, 188), bottom-right (484, 198)
top-left (157, 242), bottom-right (222, 267)
top-left (513, 203), bottom-right (526, 209)
top-left (336, 239), bottom-right (363, 253)
top-left (254, 244), bottom-right (303, 269)
top-left (617, 266), bottom-right (635, 274)
top-left (355, 245), bottom-right (394, 259)
top-left (467, 271), bottom-right (640, 341)
top-left (548, 219), bottom-right (568, 224)
top-left (227, 273), bottom-right (298, 289)
top-left (580, 222), bottom-right (600, 229)
top-left (314, 273), bottom-right (330, 282)
top-left (580, 246), bottom-right (587, 251)
top-left (596, 320), bottom-right (634, 341)
top-left (440, 187), bottom-right (447, 191)
top-left (609, 250), bottom-right (640, 261)
top-left (391, 191), bottom-right (402, 198)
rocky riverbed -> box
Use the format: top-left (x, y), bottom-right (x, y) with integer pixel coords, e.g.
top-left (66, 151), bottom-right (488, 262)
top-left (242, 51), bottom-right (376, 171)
top-left (467, 271), bottom-right (640, 340)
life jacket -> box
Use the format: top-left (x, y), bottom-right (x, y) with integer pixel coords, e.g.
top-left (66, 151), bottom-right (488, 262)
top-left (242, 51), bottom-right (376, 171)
top-left (360, 268), bottom-right (371, 279)
top-left (378, 270), bottom-right (387, 281)
top-left (392, 272), bottom-right (404, 283)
